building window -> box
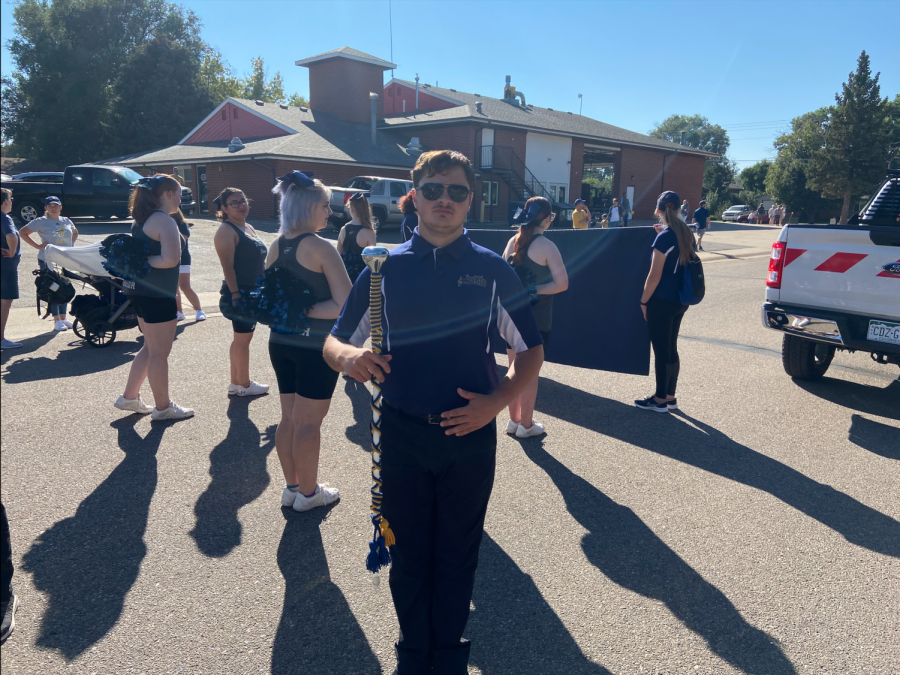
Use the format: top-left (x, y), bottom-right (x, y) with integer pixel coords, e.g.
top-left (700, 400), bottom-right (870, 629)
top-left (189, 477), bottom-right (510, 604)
top-left (482, 181), bottom-right (499, 206)
top-left (173, 165), bottom-right (193, 182)
top-left (370, 180), bottom-right (385, 195)
top-left (221, 109), bottom-right (227, 121)
top-left (233, 108), bottom-right (238, 119)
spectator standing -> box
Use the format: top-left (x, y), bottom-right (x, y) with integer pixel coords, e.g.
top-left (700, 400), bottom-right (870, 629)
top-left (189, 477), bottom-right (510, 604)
top-left (115, 174), bottom-right (193, 420)
top-left (572, 199), bottom-right (591, 229)
top-left (608, 198), bottom-right (622, 227)
top-left (780, 204), bottom-right (788, 225)
top-left (399, 190), bottom-right (418, 242)
top-left (1, 189), bottom-right (22, 349)
top-left (621, 192), bottom-right (631, 227)
top-left (503, 196), bottom-right (568, 437)
top-left (635, 190), bottom-right (695, 412)
top-left (693, 199), bottom-right (711, 251)
top-left (337, 192), bottom-right (377, 280)
top-left (213, 187), bottom-right (269, 397)
top-left (172, 167), bottom-right (185, 185)
top-left (19, 196), bottom-right (78, 331)
top-left (680, 199), bottom-right (690, 223)
top-left (768, 204), bottom-right (778, 225)
top-left (756, 203), bottom-right (766, 223)
top-left (172, 210), bottom-right (206, 323)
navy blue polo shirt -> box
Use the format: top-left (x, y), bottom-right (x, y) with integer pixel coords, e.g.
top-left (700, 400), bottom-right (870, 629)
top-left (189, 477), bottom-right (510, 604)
top-left (650, 228), bottom-right (683, 303)
top-left (693, 207), bottom-right (710, 228)
top-left (331, 229), bottom-right (543, 415)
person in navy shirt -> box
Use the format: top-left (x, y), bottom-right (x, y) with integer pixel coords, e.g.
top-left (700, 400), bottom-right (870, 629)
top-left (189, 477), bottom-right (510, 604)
top-left (325, 150), bottom-right (543, 675)
top-left (693, 199), bottom-right (711, 251)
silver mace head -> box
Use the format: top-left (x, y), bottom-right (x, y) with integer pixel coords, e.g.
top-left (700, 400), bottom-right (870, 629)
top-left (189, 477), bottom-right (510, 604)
top-left (362, 246), bottom-right (389, 274)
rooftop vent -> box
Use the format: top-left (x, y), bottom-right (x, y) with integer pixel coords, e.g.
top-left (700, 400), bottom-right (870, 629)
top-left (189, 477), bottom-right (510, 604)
top-left (255, 100), bottom-right (264, 106)
top-left (279, 103), bottom-right (288, 109)
top-left (474, 93), bottom-right (481, 97)
top-left (228, 137), bottom-right (245, 153)
top-left (502, 75), bottom-right (526, 107)
top-left (547, 108), bottom-right (554, 111)
top-left (407, 137), bottom-right (423, 154)
top-left (475, 101), bottom-right (483, 114)
top-left (299, 106), bottom-right (308, 112)
top-left (567, 111), bottom-right (573, 115)
top-left (450, 88), bottom-right (456, 92)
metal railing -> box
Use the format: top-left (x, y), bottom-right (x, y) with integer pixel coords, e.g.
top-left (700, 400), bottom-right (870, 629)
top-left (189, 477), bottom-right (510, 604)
top-left (477, 145), bottom-right (553, 201)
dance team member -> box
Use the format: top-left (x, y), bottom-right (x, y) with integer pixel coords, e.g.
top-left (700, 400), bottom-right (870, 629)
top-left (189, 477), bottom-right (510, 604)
top-left (268, 171), bottom-right (351, 511)
top-left (502, 196), bottom-right (568, 437)
top-left (635, 190), bottom-right (695, 412)
top-left (115, 174), bottom-right (194, 420)
top-left (19, 196), bottom-right (78, 331)
top-left (213, 187), bottom-right (269, 397)
top-left (398, 189), bottom-right (418, 242)
top-left (336, 191), bottom-right (377, 279)
top-left (172, 209), bottom-right (206, 322)
top-left (326, 150), bottom-right (543, 675)
top-left (1, 189), bottom-right (22, 350)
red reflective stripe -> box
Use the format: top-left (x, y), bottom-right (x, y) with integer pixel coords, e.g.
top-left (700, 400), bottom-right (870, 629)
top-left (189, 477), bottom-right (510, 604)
top-left (783, 248), bottom-right (807, 266)
top-left (876, 259), bottom-right (900, 279)
top-left (814, 252), bottom-right (868, 273)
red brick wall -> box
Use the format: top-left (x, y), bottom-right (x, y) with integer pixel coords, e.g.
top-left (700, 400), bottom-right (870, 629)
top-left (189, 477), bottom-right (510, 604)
top-left (660, 153), bottom-right (705, 219)
top-left (569, 139), bottom-right (585, 204)
top-left (617, 147), bottom-right (705, 220)
top-left (411, 125), bottom-right (479, 163)
top-left (383, 82), bottom-right (458, 115)
top-left (307, 59), bottom-right (385, 124)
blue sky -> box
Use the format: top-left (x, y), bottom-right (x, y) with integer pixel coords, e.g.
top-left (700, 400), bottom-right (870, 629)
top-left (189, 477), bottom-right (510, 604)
top-left (2, 0), bottom-right (898, 169)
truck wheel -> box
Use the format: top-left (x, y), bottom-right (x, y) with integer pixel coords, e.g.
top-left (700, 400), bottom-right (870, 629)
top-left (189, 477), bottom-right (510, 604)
top-left (782, 335), bottom-right (835, 380)
top-left (17, 202), bottom-right (40, 224)
top-left (372, 207), bottom-right (387, 231)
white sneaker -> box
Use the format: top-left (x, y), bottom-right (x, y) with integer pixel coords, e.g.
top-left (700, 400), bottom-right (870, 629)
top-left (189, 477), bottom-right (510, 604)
top-left (281, 486), bottom-right (298, 507)
top-left (114, 395), bottom-right (153, 415)
top-left (176, 311), bottom-right (186, 322)
top-left (151, 401), bottom-right (194, 421)
top-left (516, 422), bottom-right (545, 438)
top-left (53, 319), bottom-right (68, 331)
top-left (195, 310), bottom-right (207, 321)
top-left (0, 339), bottom-right (22, 349)
top-left (292, 483), bottom-right (340, 512)
top-left (228, 381), bottom-right (269, 397)
top-left (62, 319), bottom-right (73, 329)
top-left (506, 419), bottom-right (519, 434)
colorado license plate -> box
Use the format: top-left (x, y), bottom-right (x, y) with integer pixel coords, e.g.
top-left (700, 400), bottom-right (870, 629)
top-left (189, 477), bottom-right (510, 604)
top-left (867, 320), bottom-right (900, 345)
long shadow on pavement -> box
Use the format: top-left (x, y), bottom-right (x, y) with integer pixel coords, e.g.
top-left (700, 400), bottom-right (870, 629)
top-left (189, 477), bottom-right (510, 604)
top-left (271, 506), bottom-right (381, 675)
top-left (189, 397), bottom-right (276, 557)
top-left (535, 378), bottom-right (900, 559)
top-left (343, 377), bottom-right (373, 450)
top-left (2, 337), bottom-right (139, 383)
top-left (848, 414), bottom-right (899, 461)
top-left (468, 534), bottom-right (614, 674)
top-left (795, 378), bottom-right (899, 421)
top-left (520, 440), bottom-right (796, 675)
top-left (20, 416), bottom-right (164, 659)
top-left (0, 331), bottom-right (58, 366)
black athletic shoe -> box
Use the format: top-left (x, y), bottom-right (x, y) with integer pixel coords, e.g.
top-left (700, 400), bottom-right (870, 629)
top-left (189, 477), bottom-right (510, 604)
top-left (634, 396), bottom-right (669, 412)
top-left (1, 592), bottom-right (19, 644)
top-left (667, 398), bottom-right (679, 410)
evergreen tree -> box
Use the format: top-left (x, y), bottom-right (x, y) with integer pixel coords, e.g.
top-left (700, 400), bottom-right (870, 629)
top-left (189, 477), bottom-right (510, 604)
top-left (242, 56), bottom-right (286, 103)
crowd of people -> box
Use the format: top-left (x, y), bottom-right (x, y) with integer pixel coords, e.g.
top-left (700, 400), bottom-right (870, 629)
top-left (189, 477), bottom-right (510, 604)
top-left (1, 151), bottom-right (705, 671)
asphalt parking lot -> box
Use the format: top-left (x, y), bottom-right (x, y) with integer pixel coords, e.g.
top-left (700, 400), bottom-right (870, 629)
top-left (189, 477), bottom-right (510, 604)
top-left (1, 218), bottom-right (898, 674)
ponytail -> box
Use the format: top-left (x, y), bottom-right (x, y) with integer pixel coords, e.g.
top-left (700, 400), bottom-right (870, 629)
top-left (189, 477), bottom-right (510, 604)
top-left (129, 174), bottom-right (181, 225)
top-left (659, 204), bottom-right (695, 266)
top-left (349, 194), bottom-right (374, 231)
top-left (511, 196), bottom-right (552, 266)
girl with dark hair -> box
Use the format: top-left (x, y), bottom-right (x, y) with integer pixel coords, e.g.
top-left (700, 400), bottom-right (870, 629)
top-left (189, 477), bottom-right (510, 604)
top-left (501, 196), bottom-right (568, 437)
top-left (336, 192), bottom-right (376, 280)
top-left (267, 171), bottom-right (352, 512)
top-left (172, 209), bottom-right (206, 323)
top-left (398, 190), bottom-right (418, 242)
top-left (115, 174), bottom-right (194, 420)
top-left (213, 187), bottom-right (269, 397)
top-left (635, 190), bottom-right (696, 412)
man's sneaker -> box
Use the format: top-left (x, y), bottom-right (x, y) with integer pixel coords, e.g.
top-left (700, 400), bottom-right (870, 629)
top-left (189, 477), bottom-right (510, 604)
top-left (505, 419), bottom-right (518, 434)
top-left (62, 319), bottom-right (73, 329)
top-left (1, 592), bottom-right (19, 644)
top-left (293, 483), bottom-right (340, 512)
top-left (228, 381), bottom-right (269, 397)
top-left (176, 311), bottom-right (186, 322)
top-left (634, 396), bottom-right (669, 412)
top-left (281, 486), bottom-right (299, 507)
top-left (195, 310), bottom-right (207, 321)
top-left (0, 339), bottom-right (22, 350)
top-left (151, 401), bottom-right (194, 421)
top-left (698, 245), bottom-right (705, 251)
top-left (516, 422), bottom-right (545, 438)
top-left (666, 398), bottom-right (679, 411)
top-left (114, 395), bottom-right (153, 414)
top-left (53, 319), bottom-right (67, 331)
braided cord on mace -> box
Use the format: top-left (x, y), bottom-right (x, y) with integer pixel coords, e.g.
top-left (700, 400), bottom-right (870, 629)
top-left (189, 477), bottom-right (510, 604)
top-left (361, 246), bottom-right (394, 584)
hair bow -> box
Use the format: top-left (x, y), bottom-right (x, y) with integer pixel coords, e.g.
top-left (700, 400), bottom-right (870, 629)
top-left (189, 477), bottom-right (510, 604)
top-left (513, 201), bottom-right (543, 224)
top-left (349, 192), bottom-right (370, 202)
top-left (137, 175), bottom-right (167, 191)
top-left (212, 195), bottom-right (222, 208)
top-left (277, 170), bottom-right (315, 188)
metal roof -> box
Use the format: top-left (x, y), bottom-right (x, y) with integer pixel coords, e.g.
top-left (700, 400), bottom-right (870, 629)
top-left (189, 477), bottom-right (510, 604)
top-left (295, 46), bottom-right (397, 70)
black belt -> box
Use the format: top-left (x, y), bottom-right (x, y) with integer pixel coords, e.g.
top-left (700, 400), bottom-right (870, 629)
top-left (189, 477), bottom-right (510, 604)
top-left (382, 399), bottom-right (444, 425)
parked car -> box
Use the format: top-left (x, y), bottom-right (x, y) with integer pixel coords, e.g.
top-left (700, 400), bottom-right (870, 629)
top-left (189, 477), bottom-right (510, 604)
top-left (11, 171), bottom-right (65, 183)
top-left (327, 176), bottom-right (379, 227)
top-left (3, 164), bottom-right (195, 223)
top-left (362, 177), bottom-right (414, 231)
top-left (738, 212), bottom-right (770, 224)
top-left (761, 169), bottom-right (899, 379)
top-left (722, 205), bottom-right (752, 221)
top-left (0, 173), bottom-right (12, 182)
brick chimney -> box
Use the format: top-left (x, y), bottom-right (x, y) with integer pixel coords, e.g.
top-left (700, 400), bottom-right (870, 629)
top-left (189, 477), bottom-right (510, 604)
top-left (295, 46), bottom-right (397, 125)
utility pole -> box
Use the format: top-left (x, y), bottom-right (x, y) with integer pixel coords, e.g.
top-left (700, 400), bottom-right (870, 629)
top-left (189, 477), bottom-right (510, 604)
top-left (578, 93), bottom-right (582, 115)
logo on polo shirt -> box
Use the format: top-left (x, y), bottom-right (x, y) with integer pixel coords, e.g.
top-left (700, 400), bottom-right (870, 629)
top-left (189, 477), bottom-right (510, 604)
top-left (458, 274), bottom-right (486, 288)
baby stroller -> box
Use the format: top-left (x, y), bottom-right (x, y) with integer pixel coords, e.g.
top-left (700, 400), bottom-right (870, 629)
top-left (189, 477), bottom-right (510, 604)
top-left (43, 243), bottom-right (139, 347)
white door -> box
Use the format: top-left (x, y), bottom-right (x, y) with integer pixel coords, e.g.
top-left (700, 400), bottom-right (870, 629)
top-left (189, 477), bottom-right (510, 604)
top-left (481, 129), bottom-right (495, 168)
top-left (626, 186), bottom-right (635, 215)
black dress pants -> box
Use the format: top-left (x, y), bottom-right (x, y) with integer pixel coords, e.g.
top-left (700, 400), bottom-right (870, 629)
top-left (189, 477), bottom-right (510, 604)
top-left (380, 404), bottom-right (497, 675)
top-left (646, 298), bottom-right (688, 399)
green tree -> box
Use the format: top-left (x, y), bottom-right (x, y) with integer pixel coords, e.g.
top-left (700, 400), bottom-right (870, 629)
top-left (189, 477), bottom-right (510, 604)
top-left (287, 92), bottom-right (309, 108)
top-left (739, 160), bottom-right (771, 195)
top-left (241, 56), bottom-right (286, 103)
top-left (649, 114), bottom-right (730, 156)
top-left (200, 49), bottom-right (243, 103)
top-left (805, 51), bottom-right (891, 224)
top-left (702, 158), bottom-right (736, 196)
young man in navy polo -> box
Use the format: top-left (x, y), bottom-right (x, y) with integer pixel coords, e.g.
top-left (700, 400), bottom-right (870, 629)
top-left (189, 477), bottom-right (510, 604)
top-left (325, 150), bottom-right (544, 675)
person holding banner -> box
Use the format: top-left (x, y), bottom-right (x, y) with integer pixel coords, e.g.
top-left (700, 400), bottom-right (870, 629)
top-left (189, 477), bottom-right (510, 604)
top-left (325, 150), bottom-right (543, 675)
top-left (503, 196), bottom-right (568, 437)
top-left (635, 190), bottom-right (695, 413)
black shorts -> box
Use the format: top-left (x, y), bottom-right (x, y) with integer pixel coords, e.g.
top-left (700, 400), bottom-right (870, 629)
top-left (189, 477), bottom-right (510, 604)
top-left (268, 341), bottom-right (339, 400)
top-left (1, 257), bottom-right (20, 300)
top-left (128, 295), bottom-right (177, 324)
top-left (232, 319), bottom-right (256, 334)
top-left (506, 330), bottom-right (550, 351)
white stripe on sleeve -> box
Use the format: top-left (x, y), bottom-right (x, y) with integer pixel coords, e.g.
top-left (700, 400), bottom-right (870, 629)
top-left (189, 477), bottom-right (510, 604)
top-left (349, 312), bottom-right (371, 347)
top-left (497, 301), bottom-right (528, 353)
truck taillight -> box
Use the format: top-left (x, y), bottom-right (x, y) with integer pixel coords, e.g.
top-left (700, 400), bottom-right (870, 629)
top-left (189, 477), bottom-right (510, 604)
top-left (343, 193), bottom-right (352, 205)
top-left (766, 241), bottom-right (786, 288)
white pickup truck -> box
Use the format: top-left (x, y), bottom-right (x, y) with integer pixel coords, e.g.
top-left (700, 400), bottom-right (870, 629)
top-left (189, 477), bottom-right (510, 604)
top-left (761, 169), bottom-right (900, 379)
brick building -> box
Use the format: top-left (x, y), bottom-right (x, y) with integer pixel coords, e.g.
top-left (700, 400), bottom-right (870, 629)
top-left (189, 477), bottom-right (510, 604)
top-left (100, 46), bottom-right (715, 221)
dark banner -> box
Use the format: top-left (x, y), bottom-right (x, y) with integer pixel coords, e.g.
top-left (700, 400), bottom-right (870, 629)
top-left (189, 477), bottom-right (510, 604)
top-left (468, 227), bottom-right (656, 376)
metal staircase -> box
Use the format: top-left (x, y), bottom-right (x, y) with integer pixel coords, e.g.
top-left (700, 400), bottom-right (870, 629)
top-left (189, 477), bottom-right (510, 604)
top-left (478, 145), bottom-right (553, 202)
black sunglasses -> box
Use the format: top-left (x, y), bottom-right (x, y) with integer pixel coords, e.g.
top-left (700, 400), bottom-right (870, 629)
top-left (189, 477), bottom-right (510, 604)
top-left (417, 183), bottom-right (471, 203)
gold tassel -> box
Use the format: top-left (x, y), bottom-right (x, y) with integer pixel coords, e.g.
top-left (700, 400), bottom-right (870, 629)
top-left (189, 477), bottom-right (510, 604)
top-left (380, 518), bottom-right (396, 547)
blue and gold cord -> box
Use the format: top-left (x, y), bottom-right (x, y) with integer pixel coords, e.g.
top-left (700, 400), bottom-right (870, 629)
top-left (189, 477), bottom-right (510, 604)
top-left (366, 271), bottom-right (395, 581)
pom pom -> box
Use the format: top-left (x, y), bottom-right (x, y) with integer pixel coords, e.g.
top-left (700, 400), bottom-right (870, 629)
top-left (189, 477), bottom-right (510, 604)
top-left (341, 252), bottom-right (366, 281)
top-left (254, 267), bottom-right (317, 332)
top-left (366, 540), bottom-right (381, 574)
top-left (99, 234), bottom-right (150, 281)
top-left (377, 534), bottom-right (392, 567)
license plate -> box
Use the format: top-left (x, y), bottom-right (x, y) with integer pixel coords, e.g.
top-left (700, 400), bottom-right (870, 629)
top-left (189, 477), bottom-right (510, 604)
top-left (867, 320), bottom-right (900, 345)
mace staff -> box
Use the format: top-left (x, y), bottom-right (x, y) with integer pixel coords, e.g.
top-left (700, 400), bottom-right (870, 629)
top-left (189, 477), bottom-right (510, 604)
top-left (361, 246), bottom-right (393, 585)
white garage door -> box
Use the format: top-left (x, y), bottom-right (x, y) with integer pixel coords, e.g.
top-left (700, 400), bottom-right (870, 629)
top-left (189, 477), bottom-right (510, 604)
top-left (525, 132), bottom-right (572, 201)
